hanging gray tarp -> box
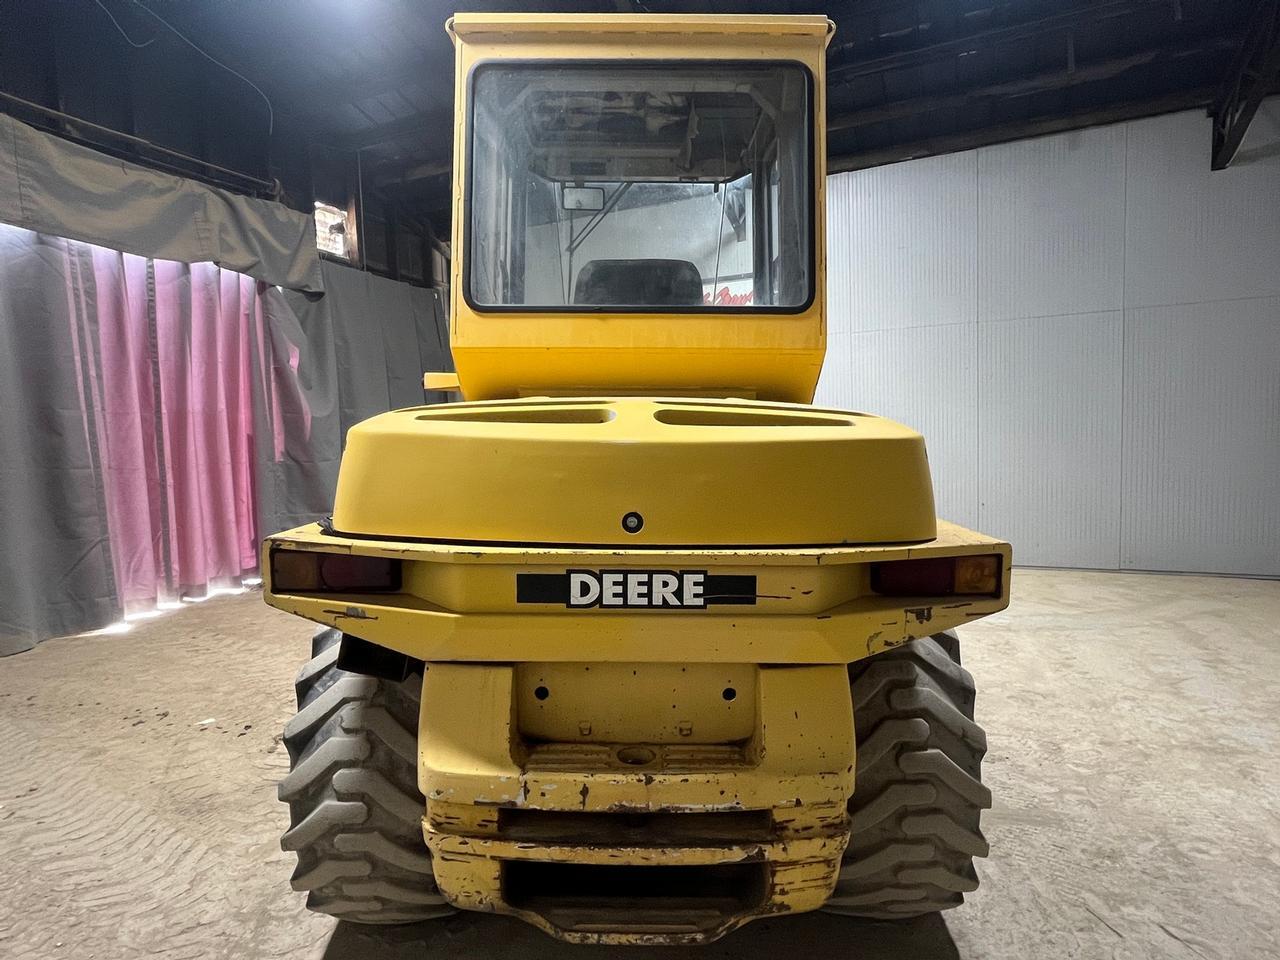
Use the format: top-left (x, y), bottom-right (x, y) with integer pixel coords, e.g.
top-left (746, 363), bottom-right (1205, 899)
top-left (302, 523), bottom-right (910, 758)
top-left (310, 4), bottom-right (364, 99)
top-left (257, 262), bottom-right (453, 536)
top-left (0, 231), bottom-right (449, 656)
top-left (0, 228), bottom-right (120, 654)
top-left (0, 113), bottom-right (323, 294)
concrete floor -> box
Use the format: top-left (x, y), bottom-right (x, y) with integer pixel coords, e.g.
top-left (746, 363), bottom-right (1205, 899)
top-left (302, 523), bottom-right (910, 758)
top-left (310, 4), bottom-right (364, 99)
top-left (0, 569), bottom-right (1277, 960)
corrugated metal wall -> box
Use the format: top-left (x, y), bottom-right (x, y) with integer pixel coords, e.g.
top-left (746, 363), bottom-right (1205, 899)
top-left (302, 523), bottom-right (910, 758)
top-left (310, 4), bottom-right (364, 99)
top-left (818, 103), bottom-right (1280, 576)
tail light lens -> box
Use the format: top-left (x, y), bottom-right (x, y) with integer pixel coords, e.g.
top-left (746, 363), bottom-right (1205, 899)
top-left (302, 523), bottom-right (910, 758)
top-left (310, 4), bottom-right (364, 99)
top-left (270, 549), bottom-right (401, 594)
top-left (871, 554), bottom-right (1001, 597)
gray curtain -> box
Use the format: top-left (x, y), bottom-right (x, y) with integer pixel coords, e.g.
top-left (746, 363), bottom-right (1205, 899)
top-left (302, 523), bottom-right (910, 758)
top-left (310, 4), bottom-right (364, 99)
top-left (0, 114), bottom-right (323, 294)
top-left (0, 228), bottom-right (120, 652)
top-left (0, 231), bottom-right (449, 656)
top-left (256, 261), bottom-right (453, 537)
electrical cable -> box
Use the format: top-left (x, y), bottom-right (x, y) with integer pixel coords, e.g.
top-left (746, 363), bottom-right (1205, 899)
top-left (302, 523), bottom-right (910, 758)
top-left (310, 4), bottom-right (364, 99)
top-left (91, 0), bottom-right (155, 47)
top-left (129, 0), bottom-right (275, 136)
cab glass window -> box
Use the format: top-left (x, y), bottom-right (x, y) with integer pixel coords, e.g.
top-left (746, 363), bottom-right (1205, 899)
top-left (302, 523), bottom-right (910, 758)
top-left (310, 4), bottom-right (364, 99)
top-left (467, 61), bottom-right (812, 311)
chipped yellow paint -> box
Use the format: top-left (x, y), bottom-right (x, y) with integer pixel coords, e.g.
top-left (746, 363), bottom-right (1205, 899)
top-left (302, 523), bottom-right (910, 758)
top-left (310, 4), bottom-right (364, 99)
top-left (261, 520), bottom-right (1011, 665)
top-left (261, 10), bottom-right (1015, 945)
top-left (418, 662), bottom-right (853, 943)
top-left (514, 662), bottom-right (758, 744)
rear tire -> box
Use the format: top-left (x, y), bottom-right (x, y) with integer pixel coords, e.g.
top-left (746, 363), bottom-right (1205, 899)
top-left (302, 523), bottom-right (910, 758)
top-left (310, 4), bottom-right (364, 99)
top-left (278, 628), bottom-right (453, 923)
top-left (824, 632), bottom-right (991, 918)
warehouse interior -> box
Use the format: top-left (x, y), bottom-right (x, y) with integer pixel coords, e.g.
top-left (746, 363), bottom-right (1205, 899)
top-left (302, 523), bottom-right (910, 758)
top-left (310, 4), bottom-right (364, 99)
top-left (1, 1), bottom-right (1277, 958)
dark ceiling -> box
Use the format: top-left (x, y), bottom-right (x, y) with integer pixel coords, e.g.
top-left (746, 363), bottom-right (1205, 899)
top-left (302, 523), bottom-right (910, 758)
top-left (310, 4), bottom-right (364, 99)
top-left (166, 0), bottom-right (1268, 220)
top-left (3, 0), bottom-right (1277, 273)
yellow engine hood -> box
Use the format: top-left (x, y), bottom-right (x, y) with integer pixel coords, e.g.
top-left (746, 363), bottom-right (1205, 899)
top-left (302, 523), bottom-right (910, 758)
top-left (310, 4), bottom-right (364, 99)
top-left (329, 397), bottom-right (937, 548)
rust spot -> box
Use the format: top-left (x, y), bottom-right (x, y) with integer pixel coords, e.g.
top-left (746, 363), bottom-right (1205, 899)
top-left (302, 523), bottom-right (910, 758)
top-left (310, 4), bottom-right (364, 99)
top-left (904, 606), bottom-right (933, 623)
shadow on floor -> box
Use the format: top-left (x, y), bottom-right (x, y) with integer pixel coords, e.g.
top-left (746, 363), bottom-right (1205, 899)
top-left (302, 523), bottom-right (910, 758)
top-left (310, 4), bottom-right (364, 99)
top-left (322, 911), bottom-right (960, 960)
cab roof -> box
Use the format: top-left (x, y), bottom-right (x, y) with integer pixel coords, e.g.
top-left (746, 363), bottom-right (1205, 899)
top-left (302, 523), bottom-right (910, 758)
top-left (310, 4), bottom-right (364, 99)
top-left (447, 13), bottom-right (834, 44)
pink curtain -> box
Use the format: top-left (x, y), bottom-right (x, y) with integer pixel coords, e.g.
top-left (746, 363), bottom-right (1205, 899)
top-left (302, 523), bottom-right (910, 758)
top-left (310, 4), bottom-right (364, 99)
top-left (2, 223), bottom-right (447, 654)
top-left (79, 248), bottom-right (264, 611)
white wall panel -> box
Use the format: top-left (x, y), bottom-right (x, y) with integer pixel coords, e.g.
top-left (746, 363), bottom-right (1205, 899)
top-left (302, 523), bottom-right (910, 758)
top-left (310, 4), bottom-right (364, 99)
top-left (978, 312), bottom-right (1123, 567)
top-left (845, 324), bottom-right (979, 529)
top-left (1124, 105), bottom-right (1280, 309)
top-left (977, 125), bottom-right (1126, 321)
top-left (1121, 297), bottom-right (1280, 576)
top-left (823, 100), bottom-right (1280, 575)
top-left (826, 151), bottom-right (977, 333)
top-left (814, 331), bottom-right (854, 409)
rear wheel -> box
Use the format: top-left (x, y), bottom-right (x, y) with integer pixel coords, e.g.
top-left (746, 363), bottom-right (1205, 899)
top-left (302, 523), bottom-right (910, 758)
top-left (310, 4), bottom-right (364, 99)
top-left (278, 628), bottom-right (453, 923)
top-left (824, 632), bottom-right (991, 918)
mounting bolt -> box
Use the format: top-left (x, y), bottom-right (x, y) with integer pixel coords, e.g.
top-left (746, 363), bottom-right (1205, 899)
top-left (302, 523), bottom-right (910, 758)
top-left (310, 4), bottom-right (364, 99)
top-left (622, 511), bottom-right (644, 534)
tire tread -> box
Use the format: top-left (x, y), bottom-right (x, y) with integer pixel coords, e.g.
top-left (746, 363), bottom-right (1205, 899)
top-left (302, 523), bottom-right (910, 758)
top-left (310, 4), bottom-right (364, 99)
top-left (825, 632), bottom-right (990, 920)
top-left (279, 628), bottom-right (453, 924)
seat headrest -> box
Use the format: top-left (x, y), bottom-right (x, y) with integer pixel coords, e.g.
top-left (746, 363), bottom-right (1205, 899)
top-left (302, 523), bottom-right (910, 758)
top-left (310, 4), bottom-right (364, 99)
top-left (573, 259), bottom-right (704, 306)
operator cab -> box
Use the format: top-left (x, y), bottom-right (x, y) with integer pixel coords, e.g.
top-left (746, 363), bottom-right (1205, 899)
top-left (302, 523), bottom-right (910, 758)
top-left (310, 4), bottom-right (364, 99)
top-left (447, 15), bottom-right (832, 402)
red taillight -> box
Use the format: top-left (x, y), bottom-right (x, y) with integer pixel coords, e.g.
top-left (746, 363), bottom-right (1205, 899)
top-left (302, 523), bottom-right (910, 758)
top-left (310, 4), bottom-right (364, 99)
top-left (270, 550), bottom-right (401, 594)
top-left (871, 554), bottom-right (1001, 597)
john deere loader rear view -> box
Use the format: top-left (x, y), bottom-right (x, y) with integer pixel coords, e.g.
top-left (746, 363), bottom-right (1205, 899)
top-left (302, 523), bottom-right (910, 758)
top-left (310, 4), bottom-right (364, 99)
top-left (263, 12), bottom-right (1011, 945)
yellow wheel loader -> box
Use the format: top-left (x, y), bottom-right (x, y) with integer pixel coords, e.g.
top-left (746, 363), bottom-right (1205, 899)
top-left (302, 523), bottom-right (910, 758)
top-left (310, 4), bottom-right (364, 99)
top-left (263, 13), bottom-right (1011, 945)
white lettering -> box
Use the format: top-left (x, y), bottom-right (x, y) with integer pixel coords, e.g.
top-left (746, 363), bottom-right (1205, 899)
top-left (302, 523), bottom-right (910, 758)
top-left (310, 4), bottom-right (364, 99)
top-left (550, 570), bottom-right (724, 609)
top-left (626, 574), bottom-right (648, 606)
top-left (569, 572), bottom-right (600, 607)
top-left (653, 573), bottom-right (680, 607)
top-left (602, 572), bottom-right (624, 606)
top-left (683, 572), bottom-right (705, 606)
